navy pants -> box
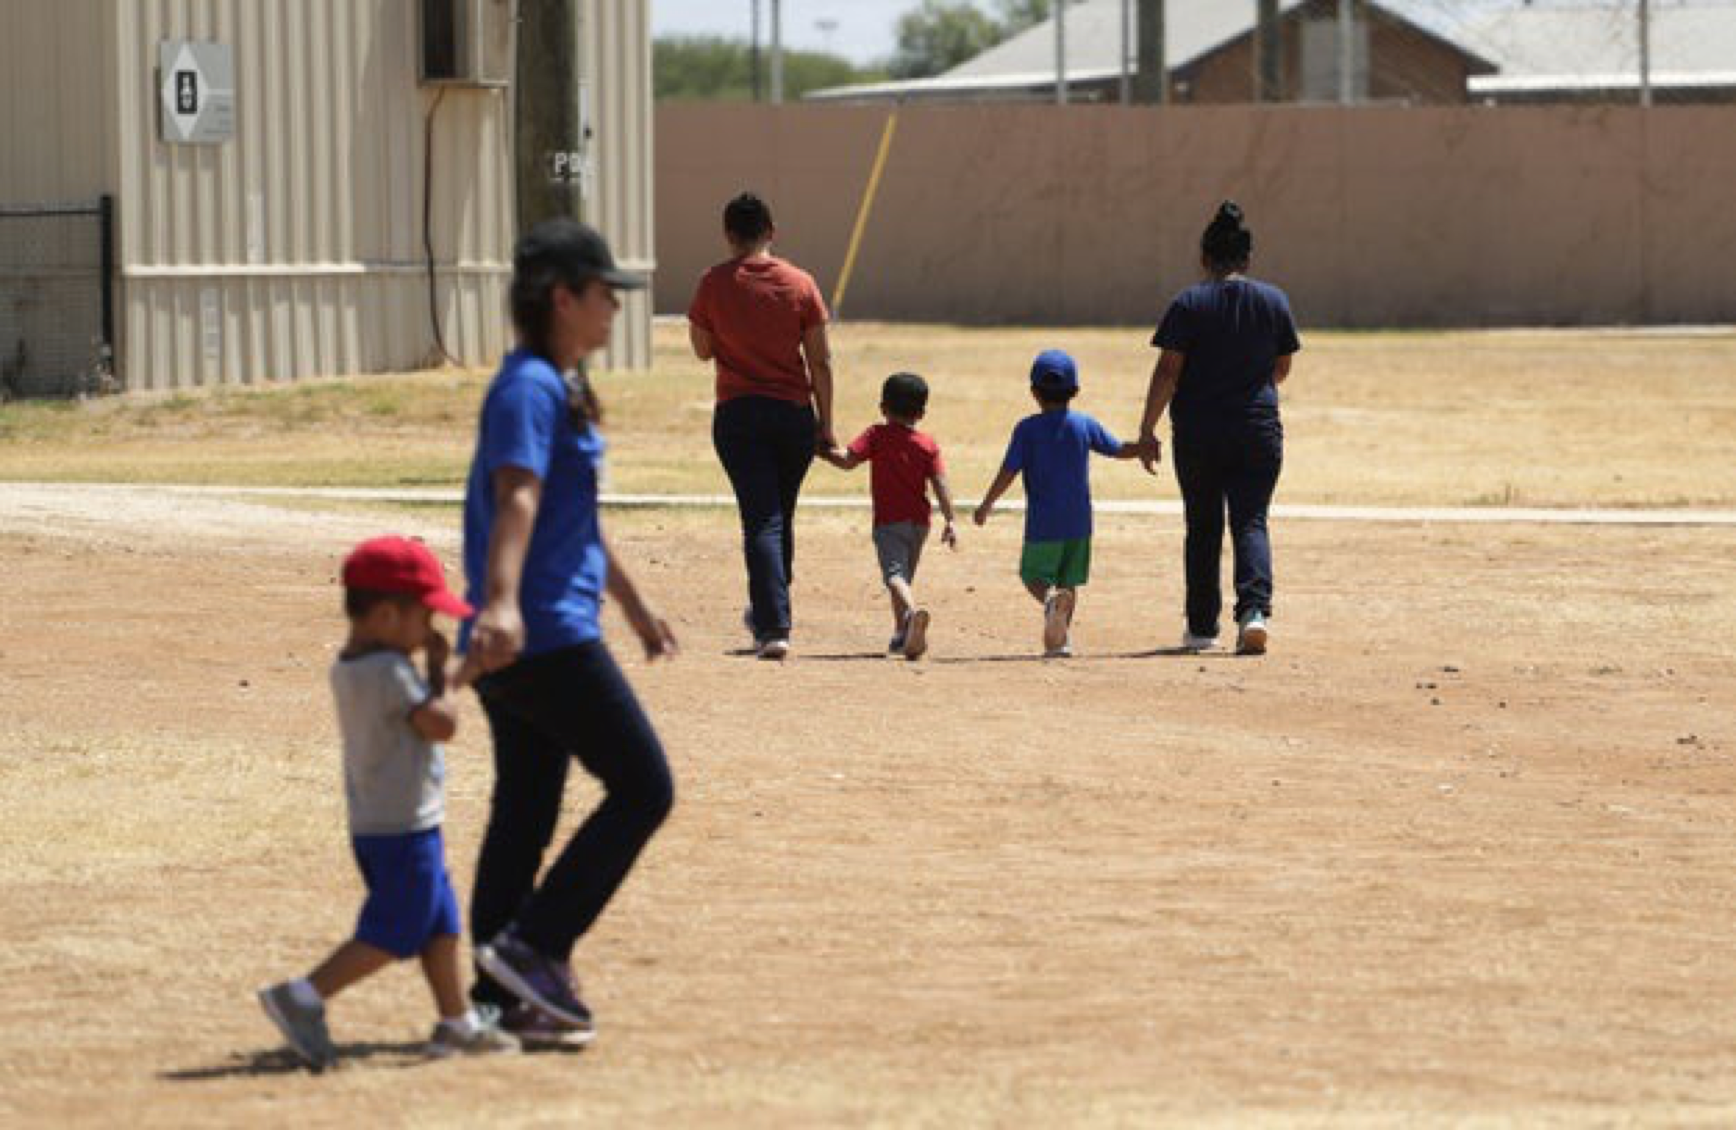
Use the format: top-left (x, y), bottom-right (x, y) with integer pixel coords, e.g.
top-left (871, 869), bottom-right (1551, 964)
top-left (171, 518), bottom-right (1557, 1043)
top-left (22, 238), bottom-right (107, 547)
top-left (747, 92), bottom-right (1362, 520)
top-left (1172, 420), bottom-right (1283, 637)
top-left (470, 642), bottom-right (674, 1003)
top-left (713, 395), bottom-right (817, 641)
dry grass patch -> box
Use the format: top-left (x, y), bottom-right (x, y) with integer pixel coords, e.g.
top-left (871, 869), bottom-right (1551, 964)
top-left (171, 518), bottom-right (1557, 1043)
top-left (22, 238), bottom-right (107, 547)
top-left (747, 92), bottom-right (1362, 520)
top-left (3, 324), bottom-right (1734, 507)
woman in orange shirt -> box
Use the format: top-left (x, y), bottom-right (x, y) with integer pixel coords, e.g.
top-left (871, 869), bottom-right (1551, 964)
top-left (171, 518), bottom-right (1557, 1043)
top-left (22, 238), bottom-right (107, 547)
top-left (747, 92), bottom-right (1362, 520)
top-left (688, 193), bottom-right (837, 661)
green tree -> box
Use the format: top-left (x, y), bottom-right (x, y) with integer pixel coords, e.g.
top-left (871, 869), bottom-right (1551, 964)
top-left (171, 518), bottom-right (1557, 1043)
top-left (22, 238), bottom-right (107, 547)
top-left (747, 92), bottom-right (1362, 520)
top-left (889, 0), bottom-right (1002, 80)
top-left (654, 36), bottom-right (885, 102)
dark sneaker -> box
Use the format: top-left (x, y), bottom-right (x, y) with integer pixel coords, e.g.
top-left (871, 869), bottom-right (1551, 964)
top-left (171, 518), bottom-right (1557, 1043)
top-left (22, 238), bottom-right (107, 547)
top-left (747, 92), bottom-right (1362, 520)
top-left (257, 982), bottom-right (338, 1072)
top-left (886, 632), bottom-right (907, 655)
top-left (476, 933), bottom-right (593, 1029)
top-left (903, 609), bottom-right (931, 660)
top-left (426, 1010), bottom-right (521, 1058)
top-left (500, 1001), bottom-right (597, 1049)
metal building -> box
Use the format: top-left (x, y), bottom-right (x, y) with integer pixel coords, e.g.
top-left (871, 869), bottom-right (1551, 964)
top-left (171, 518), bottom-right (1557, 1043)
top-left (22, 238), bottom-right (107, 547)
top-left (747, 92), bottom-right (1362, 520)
top-left (0, 0), bottom-right (653, 395)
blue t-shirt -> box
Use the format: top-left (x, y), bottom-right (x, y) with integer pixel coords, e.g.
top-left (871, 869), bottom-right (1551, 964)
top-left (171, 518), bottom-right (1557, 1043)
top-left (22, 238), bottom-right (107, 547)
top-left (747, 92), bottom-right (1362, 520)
top-left (1153, 277), bottom-right (1300, 431)
top-left (462, 350), bottom-right (608, 657)
top-left (1000, 410), bottom-right (1123, 542)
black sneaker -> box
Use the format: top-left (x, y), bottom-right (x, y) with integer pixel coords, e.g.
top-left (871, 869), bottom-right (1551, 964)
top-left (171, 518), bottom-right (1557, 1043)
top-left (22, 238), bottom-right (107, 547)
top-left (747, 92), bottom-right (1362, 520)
top-left (499, 1001), bottom-right (596, 1048)
top-left (476, 931), bottom-right (593, 1029)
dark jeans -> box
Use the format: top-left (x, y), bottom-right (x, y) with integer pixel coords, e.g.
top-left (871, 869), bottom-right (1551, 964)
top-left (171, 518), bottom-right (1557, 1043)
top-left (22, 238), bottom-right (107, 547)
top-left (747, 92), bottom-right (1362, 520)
top-left (469, 641), bottom-right (674, 1002)
top-left (713, 395), bottom-right (817, 640)
top-left (1172, 420), bottom-right (1284, 637)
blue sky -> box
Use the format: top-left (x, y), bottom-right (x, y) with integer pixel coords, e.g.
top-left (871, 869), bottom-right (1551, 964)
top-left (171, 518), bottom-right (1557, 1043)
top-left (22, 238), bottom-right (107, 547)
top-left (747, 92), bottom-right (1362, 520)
top-left (653, 0), bottom-right (928, 65)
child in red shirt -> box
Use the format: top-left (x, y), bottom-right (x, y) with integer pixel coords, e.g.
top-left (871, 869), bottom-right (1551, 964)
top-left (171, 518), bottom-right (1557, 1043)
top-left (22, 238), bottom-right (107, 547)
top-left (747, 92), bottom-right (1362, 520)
top-left (822, 373), bottom-right (957, 660)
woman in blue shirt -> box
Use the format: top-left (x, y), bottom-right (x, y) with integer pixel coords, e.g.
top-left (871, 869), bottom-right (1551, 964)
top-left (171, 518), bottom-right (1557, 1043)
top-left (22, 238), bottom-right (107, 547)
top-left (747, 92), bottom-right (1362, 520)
top-left (461, 219), bottom-right (677, 1045)
top-left (1138, 202), bottom-right (1300, 656)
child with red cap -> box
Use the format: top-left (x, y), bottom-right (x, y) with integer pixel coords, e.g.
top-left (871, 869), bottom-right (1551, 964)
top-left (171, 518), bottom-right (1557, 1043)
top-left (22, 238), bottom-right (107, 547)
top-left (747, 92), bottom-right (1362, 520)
top-left (257, 535), bottom-right (517, 1071)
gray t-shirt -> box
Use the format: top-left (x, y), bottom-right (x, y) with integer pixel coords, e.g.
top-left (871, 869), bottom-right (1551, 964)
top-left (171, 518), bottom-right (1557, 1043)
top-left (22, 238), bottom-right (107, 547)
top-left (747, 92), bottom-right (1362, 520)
top-left (330, 651), bottom-right (445, 835)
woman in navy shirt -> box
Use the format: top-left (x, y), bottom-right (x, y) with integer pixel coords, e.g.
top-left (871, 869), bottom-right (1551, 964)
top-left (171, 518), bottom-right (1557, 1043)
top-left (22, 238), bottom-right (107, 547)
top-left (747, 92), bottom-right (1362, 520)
top-left (462, 219), bottom-right (677, 1045)
top-left (1138, 202), bottom-right (1300, 656)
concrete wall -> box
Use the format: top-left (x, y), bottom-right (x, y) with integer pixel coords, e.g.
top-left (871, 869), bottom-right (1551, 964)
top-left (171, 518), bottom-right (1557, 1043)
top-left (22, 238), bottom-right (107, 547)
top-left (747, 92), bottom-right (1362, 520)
top-left (656, 103), bottom-right (1736, 328)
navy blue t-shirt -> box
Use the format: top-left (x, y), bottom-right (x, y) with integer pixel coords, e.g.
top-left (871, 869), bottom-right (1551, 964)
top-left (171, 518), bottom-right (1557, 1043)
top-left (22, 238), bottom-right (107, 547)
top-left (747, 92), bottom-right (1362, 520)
top-left (462, 350), bottom-right (609, 657)
top-left (1000, 410), bottom-right (1124, 542)
top-left (1153, 277), bottom-right (1300, 430)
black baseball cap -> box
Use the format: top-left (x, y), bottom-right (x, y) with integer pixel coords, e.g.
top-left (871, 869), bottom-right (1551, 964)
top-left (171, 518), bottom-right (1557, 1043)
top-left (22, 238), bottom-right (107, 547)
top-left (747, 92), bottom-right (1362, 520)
top-left (514, 217), bottom-right (647, 291)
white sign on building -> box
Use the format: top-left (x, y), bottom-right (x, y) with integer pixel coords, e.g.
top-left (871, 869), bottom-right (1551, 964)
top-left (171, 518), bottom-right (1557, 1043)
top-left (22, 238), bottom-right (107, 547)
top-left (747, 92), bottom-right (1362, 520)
top-left (159, 41), bottom-right (235, 145)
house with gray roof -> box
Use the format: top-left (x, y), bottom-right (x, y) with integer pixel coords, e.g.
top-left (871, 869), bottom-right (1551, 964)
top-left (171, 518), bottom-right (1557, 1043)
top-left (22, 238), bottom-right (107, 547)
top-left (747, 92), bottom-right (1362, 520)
top-left (1461, 3), bottom-right (1736, 104)
top-left (807, 0), bottom-right (1495, 105)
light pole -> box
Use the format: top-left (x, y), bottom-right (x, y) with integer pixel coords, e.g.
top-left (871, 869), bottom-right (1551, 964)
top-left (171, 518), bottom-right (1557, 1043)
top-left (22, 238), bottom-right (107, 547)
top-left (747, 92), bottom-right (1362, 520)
top-left (1639, 0), bottom-right (1653, 107)
top-left (1056, 0), bottom-right (1068, 105)
top-left (770, 0), bottom-right (784, 104)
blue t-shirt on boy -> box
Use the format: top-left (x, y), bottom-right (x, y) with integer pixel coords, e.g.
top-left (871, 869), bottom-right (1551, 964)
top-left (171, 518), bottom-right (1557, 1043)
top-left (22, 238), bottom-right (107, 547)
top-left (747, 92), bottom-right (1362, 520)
top-left (1153, 277), bottom-right (1300, 431)
top-left (463, 350), bottom-right (608, 657)
top-left (1001, 410), bottom-right (1125, 543)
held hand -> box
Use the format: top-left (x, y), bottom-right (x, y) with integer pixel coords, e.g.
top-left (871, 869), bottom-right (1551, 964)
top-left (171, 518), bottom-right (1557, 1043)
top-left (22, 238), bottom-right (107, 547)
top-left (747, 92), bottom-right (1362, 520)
top-left (469, 602), bottom-right (525, 674)
top-left (624, 600), bottom-right (680, 662)
top-left (814, 425), bottom-right (837, 455)
top-left (941, 521), bottom-right (958, 549)
top-left (1138, 434), bottom-right (1163, 475)
top-left (424, 629), bottom-right (451, 677)
top-left (973, 504), bottom-right (992, 527)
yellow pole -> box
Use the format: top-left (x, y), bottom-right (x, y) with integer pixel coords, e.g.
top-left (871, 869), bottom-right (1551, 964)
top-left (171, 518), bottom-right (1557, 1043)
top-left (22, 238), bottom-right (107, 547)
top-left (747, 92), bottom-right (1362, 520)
top-left (832, 110), bottom-right (899, 318)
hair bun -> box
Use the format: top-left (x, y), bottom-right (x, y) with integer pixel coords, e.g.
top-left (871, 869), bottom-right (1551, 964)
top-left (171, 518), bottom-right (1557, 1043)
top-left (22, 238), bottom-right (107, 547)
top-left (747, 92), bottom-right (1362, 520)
top-left (1213, 200), bottom-right (1246, 230)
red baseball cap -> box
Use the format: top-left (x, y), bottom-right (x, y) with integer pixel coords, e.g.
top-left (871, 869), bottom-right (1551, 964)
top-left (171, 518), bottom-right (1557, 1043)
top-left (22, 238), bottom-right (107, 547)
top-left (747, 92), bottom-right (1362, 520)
top-left (341, 536), bottom-right (473, 618)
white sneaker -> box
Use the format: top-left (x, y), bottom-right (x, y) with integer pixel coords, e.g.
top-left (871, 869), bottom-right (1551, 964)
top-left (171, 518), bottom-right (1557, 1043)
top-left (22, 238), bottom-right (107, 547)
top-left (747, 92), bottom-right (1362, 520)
top-left (756, 637), bottom-right (790, 661)
top-left (903, 609), bottom-right (931, 660)
top-left (1181, 630), bottom-right (1220, 652)
top-left (1236, 612), bottom-right (1269, 656)
top-left (1043, 589), bottom-right (1074, 654)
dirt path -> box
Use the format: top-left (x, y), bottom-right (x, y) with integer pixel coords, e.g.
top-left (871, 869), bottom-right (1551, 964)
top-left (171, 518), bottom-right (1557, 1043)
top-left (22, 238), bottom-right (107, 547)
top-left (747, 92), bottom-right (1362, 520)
top-left (3, 486), bottom-right (1734, 1126)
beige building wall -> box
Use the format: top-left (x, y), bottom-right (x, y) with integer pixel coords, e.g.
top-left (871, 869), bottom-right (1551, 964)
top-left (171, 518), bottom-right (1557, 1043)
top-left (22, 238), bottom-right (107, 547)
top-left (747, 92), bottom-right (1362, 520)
top-left (111, 0), bottom-right (515, 390)
top-left (0, 0), bottom-right (118, 203)
top-left (5, 0), bottom-right (656, 391)
top-left (583, 0), bottom-right (655, 372)
top-left (657, 104), bottom-right (1736, 328)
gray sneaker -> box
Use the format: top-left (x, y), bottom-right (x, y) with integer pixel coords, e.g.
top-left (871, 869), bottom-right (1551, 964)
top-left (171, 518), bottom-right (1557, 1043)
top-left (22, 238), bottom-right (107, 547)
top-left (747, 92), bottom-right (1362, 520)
top-left (427, 1011), bottom-right (521, 1059)
top-left (258, 982), bottom-right (338, 1072)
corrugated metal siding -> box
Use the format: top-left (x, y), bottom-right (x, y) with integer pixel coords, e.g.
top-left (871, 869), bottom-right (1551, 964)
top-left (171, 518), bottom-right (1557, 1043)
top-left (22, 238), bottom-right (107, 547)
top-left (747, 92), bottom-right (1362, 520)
top-left (584, 0), bottom-right (654, 372)
top-left (110, 0), bottom-right (515, 389)
top-left (0, 0), bottom-right (116, 203)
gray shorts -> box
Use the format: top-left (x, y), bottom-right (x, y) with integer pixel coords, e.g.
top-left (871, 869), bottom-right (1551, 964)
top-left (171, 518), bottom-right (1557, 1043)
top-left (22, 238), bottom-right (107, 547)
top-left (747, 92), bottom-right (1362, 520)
top-left (872, 521), bottom-right (929, 585)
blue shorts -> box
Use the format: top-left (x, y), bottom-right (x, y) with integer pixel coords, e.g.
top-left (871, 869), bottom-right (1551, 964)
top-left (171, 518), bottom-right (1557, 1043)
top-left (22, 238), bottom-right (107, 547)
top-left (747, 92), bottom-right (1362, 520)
top-left (351, 827), bottom-right (461, 959)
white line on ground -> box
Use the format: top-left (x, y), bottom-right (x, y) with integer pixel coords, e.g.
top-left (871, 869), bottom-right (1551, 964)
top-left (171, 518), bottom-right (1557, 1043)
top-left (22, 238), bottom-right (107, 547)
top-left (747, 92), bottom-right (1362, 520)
top-left (5, 483), bottom-right (1735, 527)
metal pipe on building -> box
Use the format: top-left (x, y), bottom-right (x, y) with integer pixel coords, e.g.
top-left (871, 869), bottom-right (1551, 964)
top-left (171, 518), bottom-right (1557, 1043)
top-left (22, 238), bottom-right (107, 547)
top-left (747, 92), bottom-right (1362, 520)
top-left (1256, 0), bottom-right (1281, 102)
top-left (1136, 0), bottom-right (1167, 105)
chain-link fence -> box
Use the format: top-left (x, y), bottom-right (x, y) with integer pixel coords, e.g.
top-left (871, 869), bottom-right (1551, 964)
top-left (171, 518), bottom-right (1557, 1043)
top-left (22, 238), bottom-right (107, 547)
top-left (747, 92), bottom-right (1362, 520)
top-left (0, 198), bottom-right (117, 400)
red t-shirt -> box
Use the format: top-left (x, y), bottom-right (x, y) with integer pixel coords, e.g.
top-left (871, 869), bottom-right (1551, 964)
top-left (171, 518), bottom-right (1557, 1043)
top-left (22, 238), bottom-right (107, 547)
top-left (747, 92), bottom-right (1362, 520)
top-left (688, 256), bottom-right (829, 406)
top-left (847, 423), bottom-right (946, 528)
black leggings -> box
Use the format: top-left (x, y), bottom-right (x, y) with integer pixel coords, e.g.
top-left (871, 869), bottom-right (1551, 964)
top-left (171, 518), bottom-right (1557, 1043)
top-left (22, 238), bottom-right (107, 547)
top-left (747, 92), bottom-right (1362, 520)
top-left (469, 641), bottom-right (673, 999)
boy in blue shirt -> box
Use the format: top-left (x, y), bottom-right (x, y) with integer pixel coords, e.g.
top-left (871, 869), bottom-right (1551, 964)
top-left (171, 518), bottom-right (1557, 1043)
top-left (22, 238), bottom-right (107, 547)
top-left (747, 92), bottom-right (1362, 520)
top-left (973, 350), bottom-right (1148, 657)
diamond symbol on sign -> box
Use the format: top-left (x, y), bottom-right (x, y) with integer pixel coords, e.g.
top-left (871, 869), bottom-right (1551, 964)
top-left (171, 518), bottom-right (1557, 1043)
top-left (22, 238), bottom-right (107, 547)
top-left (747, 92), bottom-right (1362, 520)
top-left (161, 44), bottom-right (206, 140)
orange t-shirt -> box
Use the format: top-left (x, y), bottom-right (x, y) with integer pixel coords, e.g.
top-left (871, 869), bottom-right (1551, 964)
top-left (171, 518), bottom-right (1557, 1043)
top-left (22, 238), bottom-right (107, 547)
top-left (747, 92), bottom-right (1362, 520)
top-left (688, 256), bottom-right (829, 405)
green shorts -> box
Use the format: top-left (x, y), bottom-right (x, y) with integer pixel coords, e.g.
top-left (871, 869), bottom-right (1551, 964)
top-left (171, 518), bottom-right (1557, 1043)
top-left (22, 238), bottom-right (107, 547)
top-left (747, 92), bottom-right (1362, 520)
top-left (1020, 537), bottom-right (1091, 588)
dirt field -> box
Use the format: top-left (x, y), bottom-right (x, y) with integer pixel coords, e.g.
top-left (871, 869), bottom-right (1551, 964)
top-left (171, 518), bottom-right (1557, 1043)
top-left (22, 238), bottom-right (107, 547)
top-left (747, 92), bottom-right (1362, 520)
top-left (3, 483), bottom-right (1734, 1126)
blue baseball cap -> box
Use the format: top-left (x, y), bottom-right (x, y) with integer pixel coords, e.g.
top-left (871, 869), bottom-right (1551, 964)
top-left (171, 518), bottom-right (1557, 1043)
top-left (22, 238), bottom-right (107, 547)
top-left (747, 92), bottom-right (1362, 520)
top-left (1030, 349), bottom-right (1079, 392)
